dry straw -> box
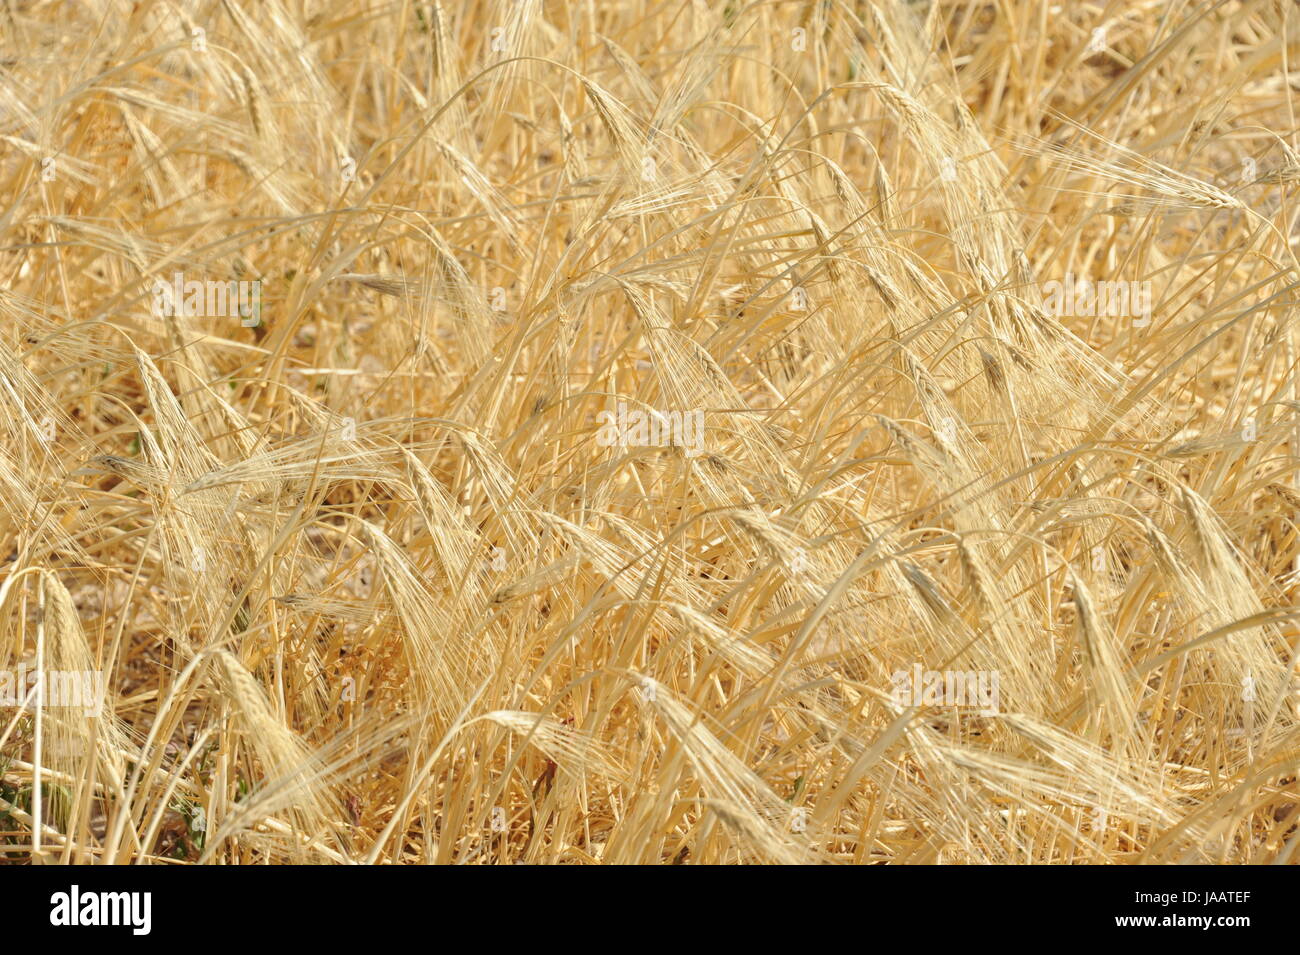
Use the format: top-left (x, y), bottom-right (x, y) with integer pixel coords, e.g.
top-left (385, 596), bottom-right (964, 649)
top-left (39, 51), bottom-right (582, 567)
top-left (0, 0), bottom-right (1297, 865)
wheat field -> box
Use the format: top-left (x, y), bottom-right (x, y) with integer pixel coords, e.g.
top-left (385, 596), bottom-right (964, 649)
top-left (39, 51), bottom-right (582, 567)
top-left (1, 0), bottom-right (1299, 865)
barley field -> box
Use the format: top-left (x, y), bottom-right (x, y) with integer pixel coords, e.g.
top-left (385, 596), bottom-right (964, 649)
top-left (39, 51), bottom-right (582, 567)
top-left (1, 0), bottom-right (1299, 865)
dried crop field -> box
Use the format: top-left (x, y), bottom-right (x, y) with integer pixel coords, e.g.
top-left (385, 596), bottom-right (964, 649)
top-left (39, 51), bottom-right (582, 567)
top-left (1, 0), bottom-right (1299, 865)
